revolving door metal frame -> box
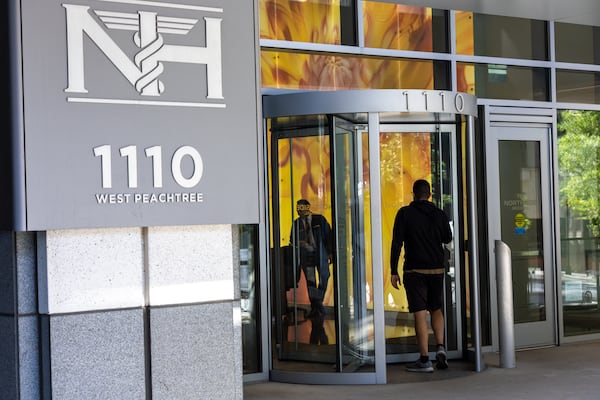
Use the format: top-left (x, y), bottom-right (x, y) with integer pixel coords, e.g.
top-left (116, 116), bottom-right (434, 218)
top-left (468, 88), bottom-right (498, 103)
top-left (262, 89), bottom-right (481, 384)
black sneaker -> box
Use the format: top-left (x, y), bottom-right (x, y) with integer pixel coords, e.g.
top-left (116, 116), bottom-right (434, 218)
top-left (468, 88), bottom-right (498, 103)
top-left (436, 349), bottom-right (448, 370)
top-left (406, 359), bottom-right (434, 373)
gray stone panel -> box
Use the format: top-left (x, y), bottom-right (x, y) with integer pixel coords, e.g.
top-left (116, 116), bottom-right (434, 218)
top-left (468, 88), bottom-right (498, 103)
top-left (232, 225), bottom-right (240, 297)
top-left (18, 315), bottom-right (40, 400)
top-left (151, 302), bottom-right (241, 400)
top-left (0, 231), bottom-right (16, 315)
top-left (40, 228), bottom-right (144, 314)
top-left (0, 315), bottom-right (17, 400)
top-left (49, 309), bottom-right (145, 400)
top-left (16, 232), bottom-right (37, 314)
top-left (232, 301), bottom-right (243, 400)
top-left (147, 225), bottom-right (235, 306)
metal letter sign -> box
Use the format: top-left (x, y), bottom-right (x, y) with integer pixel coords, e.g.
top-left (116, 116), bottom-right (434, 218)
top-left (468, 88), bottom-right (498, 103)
top-left (17, 0), bottom-right (260, 230)
top-left (63, 3), bottom-right (224, 104)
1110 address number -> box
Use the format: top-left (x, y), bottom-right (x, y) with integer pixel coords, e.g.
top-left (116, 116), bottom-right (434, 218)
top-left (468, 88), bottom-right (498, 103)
top-left (94, 145), bottom-right (203, 189)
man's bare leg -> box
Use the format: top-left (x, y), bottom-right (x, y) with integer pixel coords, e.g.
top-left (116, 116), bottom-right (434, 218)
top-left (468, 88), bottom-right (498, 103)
top-left (431, 308), bottom-right (444, 345)
top-left (405, 309), bottom-right (434, 372)
top-left (414, 310), bottom-right (429, 357)
top-left (431, 308), bottom-right (448, 369)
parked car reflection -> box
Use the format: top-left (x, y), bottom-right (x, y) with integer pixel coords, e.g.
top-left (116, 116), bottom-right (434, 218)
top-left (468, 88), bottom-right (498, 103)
top-left (562, 272), bottom-right (599, 306)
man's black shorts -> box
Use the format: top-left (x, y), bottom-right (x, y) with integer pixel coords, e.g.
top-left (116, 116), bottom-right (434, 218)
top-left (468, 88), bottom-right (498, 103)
top-left (403, 272), bottom-right (444, 313)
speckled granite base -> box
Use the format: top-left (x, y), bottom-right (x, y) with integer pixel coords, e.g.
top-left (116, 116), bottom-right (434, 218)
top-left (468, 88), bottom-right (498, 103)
top-left (48, 309), bottom-right (146, 400)
top-left (150, 302), bottom-right (242, 400)
top-left (2, 225), bottom-right (242, 400)
top-left (0, 315), bottom-right (17, 400)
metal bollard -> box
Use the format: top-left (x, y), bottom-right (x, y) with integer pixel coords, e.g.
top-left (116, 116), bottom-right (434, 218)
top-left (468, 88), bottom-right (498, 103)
top-left (495, 240), bottom-right (516, 368)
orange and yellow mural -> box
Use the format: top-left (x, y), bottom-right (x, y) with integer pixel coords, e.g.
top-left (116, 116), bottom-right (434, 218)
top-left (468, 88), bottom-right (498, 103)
top-left (260, 0), bottom-right (343, 45)
top-left (262, 2), bottom-right (467, 344)
top-left (259, 1), bottom-right (476, 94)
top-left (269, 126), bottom-right (434, 338)
top-left (379, 133), bottom-right (432, 313)
top-left (455, 11), bottom-right (476, 94)
top-left (259, 0), bottom-right (437, 91)
top-left (363, 2), bottom-right (432, 51)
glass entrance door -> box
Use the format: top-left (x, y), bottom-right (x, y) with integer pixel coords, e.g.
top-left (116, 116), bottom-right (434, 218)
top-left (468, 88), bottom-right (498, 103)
top-left (332, 116), bottom-right (374, 372)
top-left (261, 89), bottom-right (478, 384)
top-left (378, 124), bottom-right (460, 363)
top-left (267, 113), bottom-right (376, 382)
top-left (267, 115), bottom-right (462, 376)
top-left (486, 125), bottom-right (556, 348)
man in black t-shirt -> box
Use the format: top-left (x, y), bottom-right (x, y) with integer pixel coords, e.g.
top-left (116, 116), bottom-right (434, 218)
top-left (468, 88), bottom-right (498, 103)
top-left (390, 179), bottom-right (452, 372)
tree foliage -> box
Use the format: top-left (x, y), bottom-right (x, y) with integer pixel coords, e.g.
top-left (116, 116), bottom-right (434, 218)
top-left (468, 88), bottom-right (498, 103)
top-left (558, 110), bottom-right (600, 236)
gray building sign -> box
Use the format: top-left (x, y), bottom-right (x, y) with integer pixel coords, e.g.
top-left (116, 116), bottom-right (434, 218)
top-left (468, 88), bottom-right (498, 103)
top-left (11, 0), bottom-right (260, 230)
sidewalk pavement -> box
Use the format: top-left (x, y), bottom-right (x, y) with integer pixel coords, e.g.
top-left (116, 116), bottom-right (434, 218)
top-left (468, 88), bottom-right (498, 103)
top-left (244, 340), bottom-right (600, 400)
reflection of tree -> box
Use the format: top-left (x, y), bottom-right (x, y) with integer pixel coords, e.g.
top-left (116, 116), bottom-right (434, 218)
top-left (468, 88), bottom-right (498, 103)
top-left (558, 110), bottom-right (600, 236)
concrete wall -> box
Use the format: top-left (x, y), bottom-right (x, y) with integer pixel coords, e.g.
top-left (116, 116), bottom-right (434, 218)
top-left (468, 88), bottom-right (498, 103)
top-left (0, 226), bottom-right (242, 400)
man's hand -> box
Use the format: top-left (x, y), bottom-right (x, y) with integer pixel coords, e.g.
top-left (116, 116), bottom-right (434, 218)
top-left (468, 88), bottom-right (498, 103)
top-left (391, 274), bottom-right (401, 289)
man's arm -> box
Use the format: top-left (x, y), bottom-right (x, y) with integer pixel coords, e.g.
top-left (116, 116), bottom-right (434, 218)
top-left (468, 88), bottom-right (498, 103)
top-left (438, 211), bottom-right (453, 244)
top-left (322, 216), bottom-right (335, 263)
top-left (390, 209), bottom-right (404, 289)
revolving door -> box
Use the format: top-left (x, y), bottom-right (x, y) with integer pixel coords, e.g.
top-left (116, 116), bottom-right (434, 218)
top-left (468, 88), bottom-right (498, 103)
top-left (264, 90), bottom-right (478, 384)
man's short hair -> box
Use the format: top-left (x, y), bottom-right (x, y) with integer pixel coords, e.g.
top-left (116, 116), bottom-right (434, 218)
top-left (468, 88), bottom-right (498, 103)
top-left (413, 180), bottom-right (431, 199)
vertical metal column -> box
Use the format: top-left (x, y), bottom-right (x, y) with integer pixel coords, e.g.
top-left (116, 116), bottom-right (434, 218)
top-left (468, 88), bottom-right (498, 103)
top-left (8, 0), bottom-right (27, 230)
top-left (495, 240), bottom-right (516, 368)
top-left (368, 112), bottom-right (387, 384)
top-left (465, 115), bottom-right (484, 372)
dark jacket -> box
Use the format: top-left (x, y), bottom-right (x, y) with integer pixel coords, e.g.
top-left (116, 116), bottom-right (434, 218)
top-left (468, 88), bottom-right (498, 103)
top-left (290, 214), bottom-right (333, 269)
top-left (390, 200), bottom-right (452, 274)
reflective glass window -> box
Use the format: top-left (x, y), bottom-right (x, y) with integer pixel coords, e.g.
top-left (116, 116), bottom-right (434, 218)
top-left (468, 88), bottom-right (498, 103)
top-left (267, 114), bottom-right (377, 373)
top-left (259, 0), bottom-right (357, 45)
top-left (261, 50), bottom-right (450, 90)
top-left (240, 224), bottom-right (262, 374)
top-left (499, 140), bottom-right (547, 324)
top-left (455, 12), bottom-right (548, 61)
top-left (457, 63), bottom-right (548, 101)
top-left (556, 70), bottom-right (600, 104)
top-left (555, 23), bottom-right (600, 65)
top-left (558, 110), bottom-right (600, 336)
top-left (363, 1), bottom-right (448, 52)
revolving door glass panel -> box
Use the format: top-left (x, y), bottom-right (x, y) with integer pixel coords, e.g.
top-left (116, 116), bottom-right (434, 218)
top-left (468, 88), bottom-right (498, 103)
top-left (332, 117), bottom-right (374, 371)
top-left (379, 124), bottom-right (459, 361)
top-left (268, 114), bottom-right (375, 373)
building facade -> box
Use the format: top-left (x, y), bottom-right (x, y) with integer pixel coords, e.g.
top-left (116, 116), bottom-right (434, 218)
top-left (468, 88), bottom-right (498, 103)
top-left (244, 0), bottom-right (600, 385)
top-left (1, 0), bottom-right (600, 398)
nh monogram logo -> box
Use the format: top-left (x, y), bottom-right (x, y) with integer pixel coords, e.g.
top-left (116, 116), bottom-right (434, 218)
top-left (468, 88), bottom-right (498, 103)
top-left (64, 1), bottom-right (224, 107)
